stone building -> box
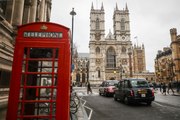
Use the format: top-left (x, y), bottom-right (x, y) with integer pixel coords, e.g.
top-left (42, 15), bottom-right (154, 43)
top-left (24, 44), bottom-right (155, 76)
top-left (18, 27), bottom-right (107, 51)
top-left (155, 28), bottom-right (180, 84)
top-left (72, 53), bottom-right (89, 86)
top-left (133, 44), bottom-right (146, 73)
top-left (133, 72), bottom-right (155, 83)
top-left (155, 47), bottom-right (173, 83)
top-left (88, 3), bottom-right (147, 84)
top-left (132, 44), bottom-right (155, 82)
top-left (170, 28), bottom-right (180, 81)
top-left (0, 0), bottom-right (52, 88)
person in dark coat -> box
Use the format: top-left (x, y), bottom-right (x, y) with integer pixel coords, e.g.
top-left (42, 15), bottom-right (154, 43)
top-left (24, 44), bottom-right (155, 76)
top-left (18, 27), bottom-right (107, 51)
top-left (159, 83), bottom-right (163, 93)
top-left (167, 81), bottom-right (174, 95)
top-left (87, 82), bottom-right (92, 94)
top-left (177, 81), bottom-right (180, 93)
top-left (162, 83), bottom-right (167, 95)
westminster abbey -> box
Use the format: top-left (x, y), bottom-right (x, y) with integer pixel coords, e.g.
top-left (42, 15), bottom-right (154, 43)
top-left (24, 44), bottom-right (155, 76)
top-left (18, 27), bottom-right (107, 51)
top-left (88, 3), bottom-right (146, 84)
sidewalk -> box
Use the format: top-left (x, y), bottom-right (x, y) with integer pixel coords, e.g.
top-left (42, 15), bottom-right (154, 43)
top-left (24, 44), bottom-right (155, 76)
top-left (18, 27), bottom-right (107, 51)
top-left (155, 88), bottom-right (180, 96)
top-left (72, 87), bottom-right (94, 120)
top-left (154, 88), bottom-right (180, 108)
top-left (74, 100), bottom-right (89, 120)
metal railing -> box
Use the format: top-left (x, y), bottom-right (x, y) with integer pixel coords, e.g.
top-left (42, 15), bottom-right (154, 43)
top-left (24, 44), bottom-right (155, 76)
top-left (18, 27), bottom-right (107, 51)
top-left (70, 92), bottom-right (80, 114)
top-left (70, 91), bottom-right (93, 120)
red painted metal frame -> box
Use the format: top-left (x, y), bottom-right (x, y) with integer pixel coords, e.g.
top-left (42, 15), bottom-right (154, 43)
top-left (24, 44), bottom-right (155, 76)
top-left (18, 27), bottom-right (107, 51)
top-left (6, 22), bottom-right (71, 120)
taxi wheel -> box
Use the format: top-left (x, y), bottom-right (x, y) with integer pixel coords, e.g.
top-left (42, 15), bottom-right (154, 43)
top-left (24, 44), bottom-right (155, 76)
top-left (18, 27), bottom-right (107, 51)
top-left (114, 94), bottom-right (117, 101)
top-left (104, 92), bottom-right (108, 97)
top-left (119, 97), bottom-right (123, 102)
top-left (124, 96), bottom-right (129, 105)
top-left (146, 101), bottom-right (152, 106)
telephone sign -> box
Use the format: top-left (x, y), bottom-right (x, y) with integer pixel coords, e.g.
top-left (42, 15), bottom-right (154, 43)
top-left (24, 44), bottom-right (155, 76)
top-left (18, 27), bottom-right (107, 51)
top-left (23, 31), bottom-right (63, 38)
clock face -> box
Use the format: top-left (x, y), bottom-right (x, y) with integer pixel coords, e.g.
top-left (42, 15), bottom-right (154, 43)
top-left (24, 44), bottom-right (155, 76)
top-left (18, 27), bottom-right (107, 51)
top-left (95, 32), bottom-right (101, 40)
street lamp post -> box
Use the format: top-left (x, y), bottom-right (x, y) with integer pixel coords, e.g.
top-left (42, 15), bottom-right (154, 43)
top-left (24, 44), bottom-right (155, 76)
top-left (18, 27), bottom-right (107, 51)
top-left (86, 61), bottom-right (89, 82)
top-left (119, 64), bottom-right (123, 80)
top-left (128, 48), bottom-right (133, 77)
top-left (112, 54), bottom-right (116, 80)
top-left (70, 8), bottom-right (76, 68)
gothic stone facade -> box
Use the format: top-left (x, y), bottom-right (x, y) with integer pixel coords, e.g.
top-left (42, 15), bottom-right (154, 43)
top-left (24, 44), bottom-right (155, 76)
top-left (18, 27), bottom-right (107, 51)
top-left (72, 53), bottom-right (89, 86)
top-left (89, 3), bottom-right (146, 84)
top-left (133, 44), bottom-right (146, 73)
top-left (155, 28), bottom-right (180, 83)
top-left (155, 47), bottom-right (173, 83)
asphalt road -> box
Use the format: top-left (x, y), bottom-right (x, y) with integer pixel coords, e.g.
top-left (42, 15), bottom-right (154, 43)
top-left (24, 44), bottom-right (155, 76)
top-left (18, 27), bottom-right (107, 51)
top-left (83, 95), bottom-right (180, 120)
top-left (1, 87), bottom-right (179, 120)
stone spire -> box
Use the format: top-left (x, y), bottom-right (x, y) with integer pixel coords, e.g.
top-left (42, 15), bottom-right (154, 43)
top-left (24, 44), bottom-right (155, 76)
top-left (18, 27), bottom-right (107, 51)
top-left (125, 3), bottom-right (129, 12)
top-left (170, 28), bottom-right (177, 42)
top-left (142, 43), bottom-right (144, 49)
top-left (101, 2), bottom-right (104, 11)
top-left (91, 2), bottom-right (94, 10)
top-left (116, 3), bottom-right (118, 10)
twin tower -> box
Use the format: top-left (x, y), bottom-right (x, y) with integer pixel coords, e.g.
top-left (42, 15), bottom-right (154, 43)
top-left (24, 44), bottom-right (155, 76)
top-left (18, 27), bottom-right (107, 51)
top-left (89, 3), bottom-right (146, 83)
top-left (90, 3), bottom-right (130, 41)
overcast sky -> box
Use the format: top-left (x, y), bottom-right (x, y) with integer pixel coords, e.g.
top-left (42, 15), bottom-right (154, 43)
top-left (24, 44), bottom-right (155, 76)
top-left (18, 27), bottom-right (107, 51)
top-left (51, 0), bottom-right (180, 72)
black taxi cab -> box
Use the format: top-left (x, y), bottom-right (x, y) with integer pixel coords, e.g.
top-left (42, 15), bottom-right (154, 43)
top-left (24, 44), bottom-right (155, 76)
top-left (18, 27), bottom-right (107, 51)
top-left (114, 78), bottom-right (155, 105)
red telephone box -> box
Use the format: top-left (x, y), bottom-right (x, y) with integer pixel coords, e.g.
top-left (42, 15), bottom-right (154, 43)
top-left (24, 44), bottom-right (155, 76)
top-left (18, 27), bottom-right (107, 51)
top-left (6, 22), bottom-right (71, 120)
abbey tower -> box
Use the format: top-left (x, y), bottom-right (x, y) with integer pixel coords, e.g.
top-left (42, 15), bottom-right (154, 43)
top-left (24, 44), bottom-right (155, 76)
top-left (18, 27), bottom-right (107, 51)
top-left (89, 3), bottom-right (139, 84)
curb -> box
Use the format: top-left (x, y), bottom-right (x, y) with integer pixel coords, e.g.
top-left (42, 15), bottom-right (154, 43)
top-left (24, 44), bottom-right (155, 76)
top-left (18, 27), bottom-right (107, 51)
top-left (155, 91), bottom-right (180, 96)
top-left (154, 101), bottom-right (180, 109)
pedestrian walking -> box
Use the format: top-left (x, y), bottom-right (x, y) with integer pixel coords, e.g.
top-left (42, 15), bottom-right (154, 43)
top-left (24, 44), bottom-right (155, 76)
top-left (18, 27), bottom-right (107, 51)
top-left (87, 81), bottom-right (92, 94)
top-left (153, 82), bottom-right (157, 91)
top-left (177, 81), bottom-right (180, 93)
top-left (159, 82), bottom-right (163, 92)
top-left (162, 83), bottom-right (167, 95)
top-left (167, 81), bottom-right (174, 95)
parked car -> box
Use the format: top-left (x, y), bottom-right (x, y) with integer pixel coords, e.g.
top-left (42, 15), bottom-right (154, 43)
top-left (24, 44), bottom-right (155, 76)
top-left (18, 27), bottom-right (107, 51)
top-left (99, 80), bottom-right (119, 96)
top-left (114, 78), bottom-right (155, 105)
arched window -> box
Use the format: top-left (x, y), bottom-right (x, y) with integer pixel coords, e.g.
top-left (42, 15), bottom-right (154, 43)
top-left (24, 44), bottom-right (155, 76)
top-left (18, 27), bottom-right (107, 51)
top-left (121, 18), bottom-right (125, 30)
top-left (96, 18), bottom-right (100, 30)
top-left (106, 47), bottom-right (116, 68)
top-left (82, 73), bottom-right (86, 83)
top-left (96, 47), bottom-right (100, 54)
top-left (76, 73), bottom-right (80, 82)
top-left (98, 70), bottom-right (101, 78)
top-left (97, 67), bottom-right (101, 78)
